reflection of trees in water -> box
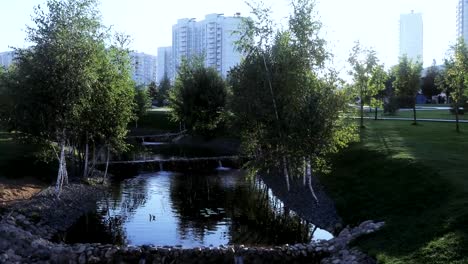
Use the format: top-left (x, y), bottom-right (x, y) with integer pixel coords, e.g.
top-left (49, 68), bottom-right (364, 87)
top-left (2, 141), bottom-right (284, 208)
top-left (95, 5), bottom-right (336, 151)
top-left (169, 172), bottom-right (227, 243)
top-left (96, 175), bottom-right (152, 244)
top-left (226, 176), bottom-right (312, 245)
top-left (169, 170), bottom-right (312, 246)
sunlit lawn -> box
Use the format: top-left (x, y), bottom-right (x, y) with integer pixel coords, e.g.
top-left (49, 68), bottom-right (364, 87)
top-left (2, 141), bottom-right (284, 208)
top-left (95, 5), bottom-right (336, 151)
top-left (362, 109), bottom-right (468, 121)
top-left (321, 121), bottom-right (468, 264)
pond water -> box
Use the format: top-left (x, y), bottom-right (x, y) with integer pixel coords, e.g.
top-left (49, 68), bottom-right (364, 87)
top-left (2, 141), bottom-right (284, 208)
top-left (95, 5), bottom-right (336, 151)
top-left (58, 169), bottom-right (333, 247)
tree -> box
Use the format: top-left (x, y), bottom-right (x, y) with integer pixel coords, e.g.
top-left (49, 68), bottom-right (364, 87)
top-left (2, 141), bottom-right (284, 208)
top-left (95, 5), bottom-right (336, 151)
top-left (133, 85), bottom-right (151, 128)
top-left (229, 0), bottom-right (357, 199)
top-left (441, 38), bottom-right (468, 132)
top-left (169, 58), bottom-right (227, 136)
top-left (421, 60), bottom-right (442, 103)
top-left (9, 0), bottom-right (135, 195)
top-left (348, 42), bottom-right (380, 127)
top-left (369, 64), bottom-right (388, 120)
top-left (147, 81), bottom-right (158, 102)
top-left (156, 74), bottom-right (171, 106)
top-left (392, 54), bottom-right (423, 125)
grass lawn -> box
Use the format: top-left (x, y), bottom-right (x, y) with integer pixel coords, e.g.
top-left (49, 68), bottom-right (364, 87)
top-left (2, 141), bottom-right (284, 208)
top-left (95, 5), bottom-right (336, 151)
top-left (0, 131), bottom-right (55, 181)
top-left (362, 109), bottom-right (468, 121)
top-left (321, 121), bottom-right (468, 264)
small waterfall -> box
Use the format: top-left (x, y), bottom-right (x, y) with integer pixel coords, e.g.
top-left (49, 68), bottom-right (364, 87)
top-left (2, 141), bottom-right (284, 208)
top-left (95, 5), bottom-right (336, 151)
top-left (159, 161), bottom-right (164, 171)
top-left (216, 159), bottom-right (229, 171)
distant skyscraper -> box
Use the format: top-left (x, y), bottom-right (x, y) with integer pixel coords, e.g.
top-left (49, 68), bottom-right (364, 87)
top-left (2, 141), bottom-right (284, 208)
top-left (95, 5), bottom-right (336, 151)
top-left (399, 11), bottom-right (423, 63)
top-left (157, 46), bottom-right (174, 83)
top-left (457, 0), bottom-right (468, 43)
top-left (0, 51), bottom-right (15, 68)
top-left (130, 52), bottom-right (157, 85)
top-left (171, 13), bottom-right (243, 79)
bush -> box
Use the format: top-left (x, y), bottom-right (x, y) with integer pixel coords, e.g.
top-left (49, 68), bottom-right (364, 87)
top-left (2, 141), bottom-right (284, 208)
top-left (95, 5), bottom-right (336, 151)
top-left (384, 96), bottom-right (399, 115)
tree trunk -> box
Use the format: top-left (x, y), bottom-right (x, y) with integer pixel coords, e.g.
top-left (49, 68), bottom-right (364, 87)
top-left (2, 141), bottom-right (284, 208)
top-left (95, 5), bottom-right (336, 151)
top-left (360, 97), bottom-right (364, 128)
top-left (306, 158), bottom-right (319, 203)
top-left (55, 141), bottom-right (66, 197)
top-left (62, 152), bottom-right (68, 185)
top-left (303, 157), bottom-right (307, 187)
top-left (375, 107), bottom-right (378, 120)
top-left (83, 135), bottom-right (89, 178)
top-left (282, 156), bottom-right (290, 192)
top-left (104, 145), bottom-right (110, 179)
top-left (455, 105), bottom-right (460, 133)
top-left (413, 100), bottom-right (417, 125)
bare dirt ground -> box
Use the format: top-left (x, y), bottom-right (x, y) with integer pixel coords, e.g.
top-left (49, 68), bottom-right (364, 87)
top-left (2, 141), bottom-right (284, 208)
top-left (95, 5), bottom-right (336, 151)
top-left (0, 178), bottom-right (46, 206)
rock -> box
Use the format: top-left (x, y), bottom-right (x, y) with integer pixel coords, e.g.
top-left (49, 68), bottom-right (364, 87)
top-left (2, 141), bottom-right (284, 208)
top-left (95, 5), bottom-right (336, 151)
top-left (78, 253), bottom-right (86, 264)
top-left (75, 245), bottom-right (86, 254)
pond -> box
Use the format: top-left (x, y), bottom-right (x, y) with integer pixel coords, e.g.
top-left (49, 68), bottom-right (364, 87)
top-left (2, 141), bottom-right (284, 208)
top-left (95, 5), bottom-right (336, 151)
top-left (57, 168), bottom-right (333, 247)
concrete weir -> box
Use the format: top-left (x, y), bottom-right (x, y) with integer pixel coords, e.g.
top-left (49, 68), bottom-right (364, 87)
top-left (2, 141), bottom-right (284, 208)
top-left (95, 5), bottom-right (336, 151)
top-left (98, 156), bottom-right (245, 176)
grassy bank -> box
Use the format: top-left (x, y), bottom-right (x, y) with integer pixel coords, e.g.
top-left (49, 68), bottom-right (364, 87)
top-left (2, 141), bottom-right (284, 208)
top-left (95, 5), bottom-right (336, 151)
top-left (321, 121), bottom-right (468, 264)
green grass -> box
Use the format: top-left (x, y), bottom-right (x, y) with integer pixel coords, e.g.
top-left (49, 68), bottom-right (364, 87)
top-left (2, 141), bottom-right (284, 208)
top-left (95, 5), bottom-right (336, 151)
top-left (0, 131), bottom-right (56, 181)
top-left (362, 109), bottom-right (468, 121)
top-left (321, 121), bottom-right (468, 264)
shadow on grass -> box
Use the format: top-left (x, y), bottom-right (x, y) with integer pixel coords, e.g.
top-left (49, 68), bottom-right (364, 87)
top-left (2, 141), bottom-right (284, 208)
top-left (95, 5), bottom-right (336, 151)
top-left (321, 144), bottom-right (468, 263)
top-left (0, 131), bottom-right (56, 182)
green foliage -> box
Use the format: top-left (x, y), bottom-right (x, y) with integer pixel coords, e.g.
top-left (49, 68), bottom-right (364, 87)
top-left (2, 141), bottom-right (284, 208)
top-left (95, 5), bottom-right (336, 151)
top-left (133, 85), bottom-right (151, 125)
top-left (421, 60), bottom-right (442, 100)
top-left (147, 81), bottom-right (157, 101)
top-left (169, 58), bottom-right (227, 136)
top-left (5, 0), bottom-right (135, 182)
top-left (440, 38), bottom-right (468, 131)
top-left (229, 0), bottom-right (357, 174)
top-left (392, 54), bottom-right (423, 124)
top-left (156, 74), bottom-right (171, 106)
top-left (392, 55), bottom-right (423, 100)
top-left (348, 42), bottom-right (385, 126)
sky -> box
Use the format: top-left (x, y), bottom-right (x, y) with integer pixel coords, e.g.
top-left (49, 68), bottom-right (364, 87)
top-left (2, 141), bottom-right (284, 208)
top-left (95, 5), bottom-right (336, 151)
top-left (0, 0), bottom-right (458, 73)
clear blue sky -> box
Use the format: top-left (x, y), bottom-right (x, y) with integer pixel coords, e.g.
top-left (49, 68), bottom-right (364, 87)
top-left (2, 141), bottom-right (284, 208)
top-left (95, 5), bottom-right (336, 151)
top-left (0, 0), bottom-right (457, 71)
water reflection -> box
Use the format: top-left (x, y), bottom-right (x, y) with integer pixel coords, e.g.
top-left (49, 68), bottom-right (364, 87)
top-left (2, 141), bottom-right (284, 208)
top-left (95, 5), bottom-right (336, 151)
top-left (61, 170), bottom-right (332, 247)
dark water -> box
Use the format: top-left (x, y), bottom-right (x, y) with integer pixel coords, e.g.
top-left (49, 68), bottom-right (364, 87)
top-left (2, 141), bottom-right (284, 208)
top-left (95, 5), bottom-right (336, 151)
top-left (58, 169), bottom-right (333, 247)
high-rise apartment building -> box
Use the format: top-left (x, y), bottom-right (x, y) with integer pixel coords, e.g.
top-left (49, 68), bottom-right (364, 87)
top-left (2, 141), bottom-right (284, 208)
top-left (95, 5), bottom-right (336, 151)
top-left (130, 52), bottom-right (158, 85)
top-left (0, 51), bottom-right (15, 68)
top-left (157, 46), bottom-right (174, 83)
top-left (399, 11), bottom-right (423, 63)
top-left (171, 13), bottom-right (243, 79)
top-left (457, 0), bottom-right (468, 43)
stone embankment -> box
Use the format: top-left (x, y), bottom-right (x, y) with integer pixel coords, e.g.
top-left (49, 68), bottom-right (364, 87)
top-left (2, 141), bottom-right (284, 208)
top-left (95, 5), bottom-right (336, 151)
top-left (0, 183), bottom-right (384, 264)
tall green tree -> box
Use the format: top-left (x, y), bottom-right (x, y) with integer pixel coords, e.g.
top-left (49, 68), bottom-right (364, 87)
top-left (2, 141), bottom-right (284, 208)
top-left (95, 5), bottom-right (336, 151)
top-left (9, 0), bottom-right (135, 194)
top-left (156, 74), bottom-right (172, 106)
top-left (147, 81), bottom-right (158, 102)
top-left (348, 42), bottom-right (380, 127)
top-left (392, 54), bottom-right (423, 125)
top-left (133, 85), bottom-right (151, 128)
top-left (230, 0), bottom-right (357, 198)
top-left (369, 64), bottom-right (388, 120)
top-left (421, 60), bottom-right (442, 103)
top-left (169, 58), bottom-right (227, 136)
top-left (441, 38), bottom-right (468, 132)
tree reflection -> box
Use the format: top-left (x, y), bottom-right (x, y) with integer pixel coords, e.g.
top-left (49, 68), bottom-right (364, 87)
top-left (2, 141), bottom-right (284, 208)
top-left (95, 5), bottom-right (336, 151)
top-left (169, 169), bottom-right (311, 246)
